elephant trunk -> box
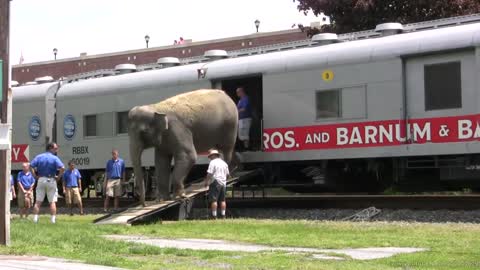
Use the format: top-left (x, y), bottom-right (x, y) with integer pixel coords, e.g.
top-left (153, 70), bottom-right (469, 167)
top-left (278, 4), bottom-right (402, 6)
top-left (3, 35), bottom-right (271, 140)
top-left (129, 135), bottom-right (146, 206)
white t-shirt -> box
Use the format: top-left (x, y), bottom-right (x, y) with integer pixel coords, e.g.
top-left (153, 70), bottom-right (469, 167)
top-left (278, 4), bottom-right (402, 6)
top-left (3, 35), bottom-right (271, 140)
top-left (207, 158), bottom-right (229, 186)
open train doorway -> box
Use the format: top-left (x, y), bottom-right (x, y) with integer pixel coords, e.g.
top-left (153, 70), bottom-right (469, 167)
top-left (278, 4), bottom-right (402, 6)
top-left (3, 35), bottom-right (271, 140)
top-left (212, 75), bottom-right (263, 152)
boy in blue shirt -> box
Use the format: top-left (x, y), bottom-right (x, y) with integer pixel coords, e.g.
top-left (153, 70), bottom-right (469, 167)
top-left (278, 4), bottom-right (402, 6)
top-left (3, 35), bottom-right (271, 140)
top-left (17, 163), bottom-right (35, 218)
top-left (104, 149), bottom-right (125, 212)
top-left (9, 175), bottom-right (16, 202)
top-left (63, 160), bottom-right (84, 215)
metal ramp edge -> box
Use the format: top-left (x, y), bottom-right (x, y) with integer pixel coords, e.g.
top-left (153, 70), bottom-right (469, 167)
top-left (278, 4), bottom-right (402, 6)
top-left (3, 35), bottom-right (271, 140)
top-left (94, 170), bottom-right (256, 225)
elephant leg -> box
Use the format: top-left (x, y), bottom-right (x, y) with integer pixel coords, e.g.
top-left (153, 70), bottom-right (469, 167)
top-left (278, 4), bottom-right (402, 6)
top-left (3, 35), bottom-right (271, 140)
top-left (129, 139), bottom-right (145, 205)
top-left (155, 148), bottom-right (171, 202)
top-left (172, 151), bottom-right (197, 198)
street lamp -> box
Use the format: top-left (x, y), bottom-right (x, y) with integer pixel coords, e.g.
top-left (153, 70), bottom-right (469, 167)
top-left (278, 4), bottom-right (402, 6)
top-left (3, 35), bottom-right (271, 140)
top-left (144, 35), bottom-right (150, 48)
top-left (53, 48), bottom-right (58, 60)
top-left (254, 19), bottom-right (260, 33)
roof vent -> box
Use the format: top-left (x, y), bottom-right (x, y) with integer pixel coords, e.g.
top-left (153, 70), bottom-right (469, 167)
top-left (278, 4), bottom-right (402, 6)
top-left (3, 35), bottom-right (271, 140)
top-left (10, 81), bottom-right (19, 87)
top-left (24, 81), bottom-right (37, 86)
top-left (375, 23), bottom-right (404, 36)
top-left (157, 57), bottom-right (181, 68)
top-left (204, 50), bottom-right (229, 61)
top-left (311, 33), bottom-right (338, 45)
top-left (115, 63), bottom-right (137, 74)
top-left (34, 76), bottom-right (54, 84)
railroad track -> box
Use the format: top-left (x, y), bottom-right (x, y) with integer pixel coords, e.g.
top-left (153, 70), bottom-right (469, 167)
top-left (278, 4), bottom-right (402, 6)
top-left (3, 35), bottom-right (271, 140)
top-left (190, 194), bottom-right (480, 210)
top-left (10, 197), bottom-right (137, 209)
top-left (23, 194), bottom-right (480, 211)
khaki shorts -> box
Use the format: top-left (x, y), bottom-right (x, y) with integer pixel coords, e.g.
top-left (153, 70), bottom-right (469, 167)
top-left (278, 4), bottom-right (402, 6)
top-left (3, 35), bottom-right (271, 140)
top-left (17, 188), bottom-right (34, 208)
top-left (238, 118), bottom-right (252, 141)
top-left (36, 177), bottom-right (58, 203)
top-left (106, 179), bottom-right (122, 197)
top-left (65, 187), bottom-right (82, 205)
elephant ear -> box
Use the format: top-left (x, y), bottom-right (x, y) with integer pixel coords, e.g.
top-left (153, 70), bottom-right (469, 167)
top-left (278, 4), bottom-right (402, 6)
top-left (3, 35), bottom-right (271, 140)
top-left (153, 112), bottom-right (168, 131)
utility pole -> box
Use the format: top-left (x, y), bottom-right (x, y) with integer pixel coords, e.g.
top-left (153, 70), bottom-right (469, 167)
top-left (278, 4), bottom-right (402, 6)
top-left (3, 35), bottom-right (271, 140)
top-left (0, 0), bottom-right (11, 245)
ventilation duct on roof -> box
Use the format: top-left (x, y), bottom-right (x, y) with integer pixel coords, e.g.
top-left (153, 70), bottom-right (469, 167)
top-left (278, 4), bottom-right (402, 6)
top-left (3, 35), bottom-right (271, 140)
top-left (204, 50), bottom-right (229, 61)
top-left (157, 57), bottom-right (180, 68)
top-left (24, 81), bottom-right (37, 86)
top-left (375, 23), bottom-right (404, 36)
top-left (10, 81), bottom-right (19, 87)
top-left (115, 64), bottom-right (137, 74)
top-left (34, 76), bottom-right (54, 84)
top-left (311, 33), bottom-right (338, 46)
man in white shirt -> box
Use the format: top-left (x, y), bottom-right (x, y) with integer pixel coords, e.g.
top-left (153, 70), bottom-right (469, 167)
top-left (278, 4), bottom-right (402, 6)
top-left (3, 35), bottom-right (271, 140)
top-left (204, 149), bottom-right (230, 219)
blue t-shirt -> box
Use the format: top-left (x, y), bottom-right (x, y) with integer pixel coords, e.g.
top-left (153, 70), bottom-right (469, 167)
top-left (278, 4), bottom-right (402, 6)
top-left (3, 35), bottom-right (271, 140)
top-left (63, 168), bottom-right (82, 188)
top-left (106, 158), bottom-right (125, 180)
top-left (237, 96), bottom-right (252, 119)
top-left (30, 152), bottom-right (64, 177)
top-left (17, 171), bottom-right (35, 189)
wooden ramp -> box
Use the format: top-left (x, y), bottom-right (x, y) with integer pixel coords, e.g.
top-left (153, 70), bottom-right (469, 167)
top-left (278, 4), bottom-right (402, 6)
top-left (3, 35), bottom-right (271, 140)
top-left (94, 170), bottom-right (256, 225)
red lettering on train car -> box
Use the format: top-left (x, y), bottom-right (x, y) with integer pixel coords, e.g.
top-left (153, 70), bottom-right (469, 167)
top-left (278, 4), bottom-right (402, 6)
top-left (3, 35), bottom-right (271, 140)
top-left (12, 144), bottom-right (29, 163)
top-left (263, 114), bottom-right (480, 152)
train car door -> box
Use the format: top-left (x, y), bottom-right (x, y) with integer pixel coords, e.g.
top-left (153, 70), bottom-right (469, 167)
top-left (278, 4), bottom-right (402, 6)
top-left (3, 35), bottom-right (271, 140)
top-left (405, 50), bottom-right (476, 144)
top-left (212, 75), bottom-right (263, 152)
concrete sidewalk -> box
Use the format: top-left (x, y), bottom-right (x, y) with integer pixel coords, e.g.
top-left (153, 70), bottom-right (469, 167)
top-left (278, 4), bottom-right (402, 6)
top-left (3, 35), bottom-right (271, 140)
top-left (105, 235), bottom-right (427, 261)
top-left (0, 255), bottom-right (125, 270)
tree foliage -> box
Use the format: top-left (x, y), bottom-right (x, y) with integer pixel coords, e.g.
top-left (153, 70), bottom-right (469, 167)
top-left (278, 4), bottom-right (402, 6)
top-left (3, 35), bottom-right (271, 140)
top-left (294, 0), bottom-right (480, 35)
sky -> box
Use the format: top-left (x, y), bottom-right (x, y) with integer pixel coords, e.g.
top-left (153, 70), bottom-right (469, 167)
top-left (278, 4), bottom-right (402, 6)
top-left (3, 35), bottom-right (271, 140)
top-left (10, 0), bottom-right (320, 65)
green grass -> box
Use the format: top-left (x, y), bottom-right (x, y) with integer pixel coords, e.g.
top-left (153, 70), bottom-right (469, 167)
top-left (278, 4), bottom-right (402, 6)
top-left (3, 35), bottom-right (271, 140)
top-left (1, 215), bottom-right (480, 269)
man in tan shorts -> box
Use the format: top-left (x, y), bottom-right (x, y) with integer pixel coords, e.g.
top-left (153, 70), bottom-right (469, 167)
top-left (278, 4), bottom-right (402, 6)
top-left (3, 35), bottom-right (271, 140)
top-left (104, 149), bottom-right (125, 212)
top-left (30, 142), bottom-right (65, 224)
top-left (62, 160), bottom-right (84, 215)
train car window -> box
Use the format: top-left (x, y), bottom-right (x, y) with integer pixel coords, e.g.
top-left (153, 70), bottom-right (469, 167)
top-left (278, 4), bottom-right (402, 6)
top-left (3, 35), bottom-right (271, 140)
top-left (84, 113), bottom-right (113, 137)
top-left (84, 115), bottom-right (97, 137)
top-left (97, 112), bottom-right (114, 137)
top-left (116, 111), bottom-right (129, 134)
top-left (424, 61), bottom-right (462, 110)
top-left (316, 90), bottom-right (340, 119)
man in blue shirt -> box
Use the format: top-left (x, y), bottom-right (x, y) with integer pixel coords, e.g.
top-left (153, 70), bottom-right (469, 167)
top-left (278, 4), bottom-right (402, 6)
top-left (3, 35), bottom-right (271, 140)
top-left (236, 87), bottom-right (253, 150)
top-left (104, 149), bottom-right (125, 212)
top-left (63, 160), bottom-right (84, 216)
top-left (30, 142), bottom-right (65, 224)
top-left (17, 162), bottom-right (35, 218)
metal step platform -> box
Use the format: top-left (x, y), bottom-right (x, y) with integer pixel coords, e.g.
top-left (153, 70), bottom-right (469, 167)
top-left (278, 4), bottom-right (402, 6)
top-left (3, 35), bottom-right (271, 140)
top-left (94, 170), bottom-right (256, 225)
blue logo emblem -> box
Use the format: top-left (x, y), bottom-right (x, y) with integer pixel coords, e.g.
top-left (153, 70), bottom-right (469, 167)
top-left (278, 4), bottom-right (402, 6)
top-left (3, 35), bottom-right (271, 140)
top-left (29, 116), bottom-right (41, 141)
top-left (64, 114), bottom-right (76, 140)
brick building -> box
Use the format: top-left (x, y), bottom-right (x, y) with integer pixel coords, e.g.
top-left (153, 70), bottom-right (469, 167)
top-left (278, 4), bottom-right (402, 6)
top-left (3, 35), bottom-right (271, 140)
top-left (12, 29), bottom-right (308, 85)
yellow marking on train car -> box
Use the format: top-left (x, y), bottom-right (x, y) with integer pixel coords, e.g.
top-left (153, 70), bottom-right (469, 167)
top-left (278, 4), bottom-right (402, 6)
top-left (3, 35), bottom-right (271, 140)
top-left (322, 70), bottom-right (334, 82)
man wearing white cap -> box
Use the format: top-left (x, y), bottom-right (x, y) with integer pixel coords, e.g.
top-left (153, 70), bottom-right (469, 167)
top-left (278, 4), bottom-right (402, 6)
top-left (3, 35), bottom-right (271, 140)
top-left (204, 149), bottom-right (230, 219)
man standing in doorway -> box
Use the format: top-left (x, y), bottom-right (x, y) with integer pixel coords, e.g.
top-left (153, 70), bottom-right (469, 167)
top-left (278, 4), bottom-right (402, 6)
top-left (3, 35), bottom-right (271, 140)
top-left (63, 160), bottom-right (84, 215)
top-left (204, 149), bottom-right (230, 219)
top-left (104, 149), bottom-right (125, 212)
top-left (30, 142), bottom-right (65, 224)
top-left (236, 87), bottom-right (252, 150)
top-left (17, 162), bottom-right (35, 218)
